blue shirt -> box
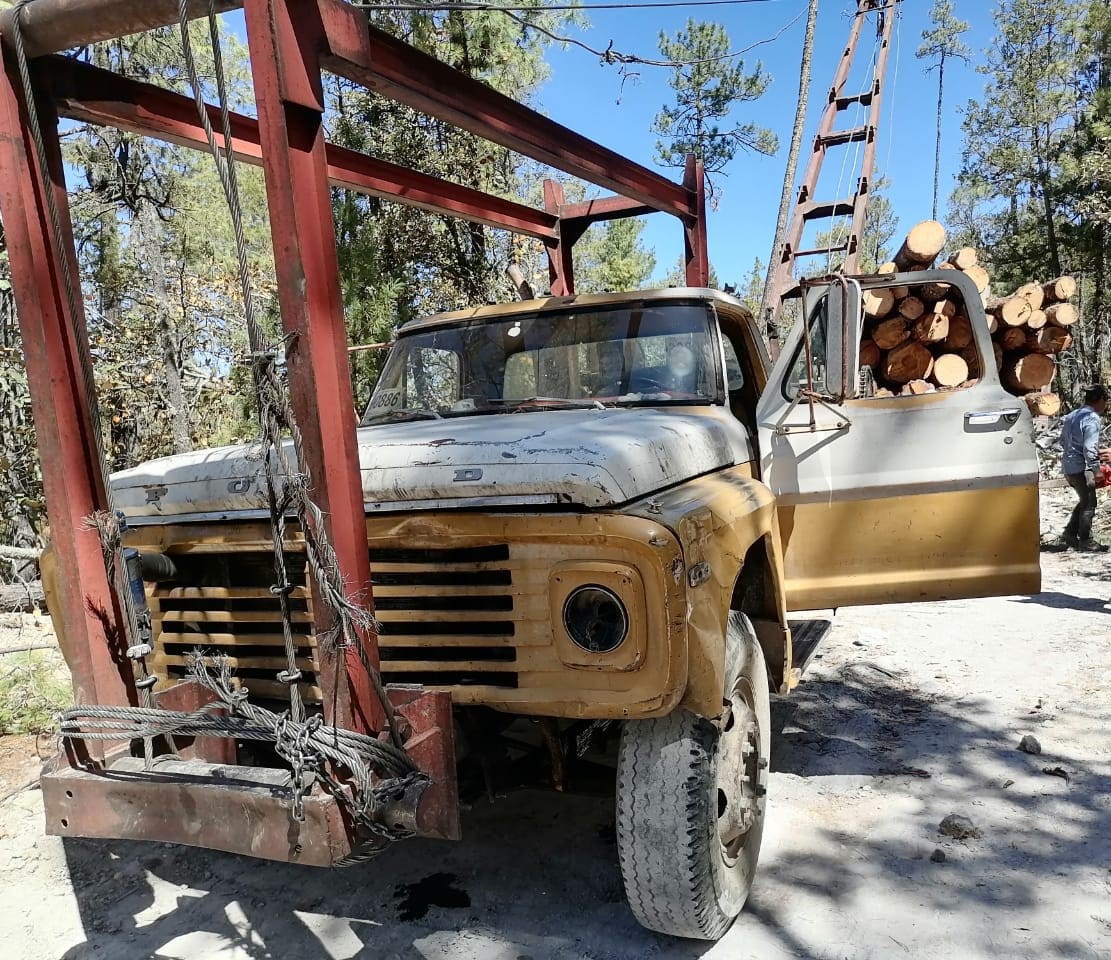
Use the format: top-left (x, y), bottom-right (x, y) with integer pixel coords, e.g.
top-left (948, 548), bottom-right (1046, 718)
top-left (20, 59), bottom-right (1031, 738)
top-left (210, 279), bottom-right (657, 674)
top-left (1061, 405), bottom-right (1101, 475)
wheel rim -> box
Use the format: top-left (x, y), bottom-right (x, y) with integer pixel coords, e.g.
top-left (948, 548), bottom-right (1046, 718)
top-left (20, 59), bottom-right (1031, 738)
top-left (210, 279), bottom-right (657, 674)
top-left (715, 676), bottom-right (766, 866)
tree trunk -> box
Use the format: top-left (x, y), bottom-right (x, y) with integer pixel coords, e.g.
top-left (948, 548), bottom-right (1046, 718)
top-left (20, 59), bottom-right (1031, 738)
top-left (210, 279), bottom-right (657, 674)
top-left (760, 0), bottom-right (820, 327)
top-left (932, 54), bottom-right (945, 222)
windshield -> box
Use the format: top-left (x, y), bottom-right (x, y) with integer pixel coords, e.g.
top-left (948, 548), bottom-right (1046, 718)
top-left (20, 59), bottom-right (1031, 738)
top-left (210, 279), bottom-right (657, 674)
top-left (361, 302), bottom-right (724, 424)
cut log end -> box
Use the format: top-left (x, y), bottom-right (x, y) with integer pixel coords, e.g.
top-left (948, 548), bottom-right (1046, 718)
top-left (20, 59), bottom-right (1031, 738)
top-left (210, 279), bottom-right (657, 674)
top-left (894, 220), bottom-right (946, 271)
top-left (883, 340), bottom-right (934, 385)
top-left (1025, 392), bottom-right (1062, 417)
top-left (1045, 302), bottom-right (1078, 326)
top-left (1042, 276), bottom-right (1077, 303)
top-left (873, 316), bottom-right (910, 350)
top-left (1004, 353), bottom-right (1055, 393)
top-left (947, 247), bottom-right (979, 270)
top-left (863, 287), bottom-right (896, 319)
top-left (987, 295), bottom-right (1032, 327)
top-left (945, 315), bottom-right (974, 350)
top-left (931, 354), bottom-right (969, 388)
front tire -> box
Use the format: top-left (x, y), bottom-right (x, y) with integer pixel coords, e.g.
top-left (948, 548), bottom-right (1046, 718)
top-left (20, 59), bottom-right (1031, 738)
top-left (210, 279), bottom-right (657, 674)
top-left (615, 612), bottom-right (771, 940)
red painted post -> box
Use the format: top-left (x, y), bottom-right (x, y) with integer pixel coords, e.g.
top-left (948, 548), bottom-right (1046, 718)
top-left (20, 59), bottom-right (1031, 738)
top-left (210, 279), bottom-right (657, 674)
top-left (543, 180), bottom-right (575, 296)
top-left (243, 0), bottom-right (384, 734)
top-left (0, 54), bottom-right (132, 729)
top-left (683, 156), bottom-right (709, 287)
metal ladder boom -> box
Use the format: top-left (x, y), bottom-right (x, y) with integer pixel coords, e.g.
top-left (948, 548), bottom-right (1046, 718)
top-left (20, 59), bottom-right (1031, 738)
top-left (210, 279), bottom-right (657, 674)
top-left (765, 0), bottom-right (901, 338)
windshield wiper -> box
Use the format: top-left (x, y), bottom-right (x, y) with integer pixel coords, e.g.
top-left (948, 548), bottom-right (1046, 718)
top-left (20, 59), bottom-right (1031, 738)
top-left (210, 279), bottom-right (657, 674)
top-left (362, 407), bottom-right (442, 425)
top-left (493, 396), bottom-right (609, 412)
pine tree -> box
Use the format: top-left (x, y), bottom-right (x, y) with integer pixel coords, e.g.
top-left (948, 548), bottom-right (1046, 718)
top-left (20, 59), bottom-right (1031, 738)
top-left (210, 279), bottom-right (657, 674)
top-left (575, 219), bottom-right (656, 295)
top-left (917, 0), bottom-right (972, 221)
top-left (653, 19), bottom-right (777, 197)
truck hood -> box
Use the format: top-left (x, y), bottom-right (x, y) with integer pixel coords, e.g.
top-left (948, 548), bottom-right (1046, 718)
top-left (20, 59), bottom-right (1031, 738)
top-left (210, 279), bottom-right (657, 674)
top-left (111, 406), bottom-right (754, 521)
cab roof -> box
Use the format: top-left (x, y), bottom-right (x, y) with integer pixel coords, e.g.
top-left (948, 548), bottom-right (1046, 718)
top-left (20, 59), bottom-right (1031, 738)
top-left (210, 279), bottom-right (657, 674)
top-left (395, 287), bottom-right (756, 336)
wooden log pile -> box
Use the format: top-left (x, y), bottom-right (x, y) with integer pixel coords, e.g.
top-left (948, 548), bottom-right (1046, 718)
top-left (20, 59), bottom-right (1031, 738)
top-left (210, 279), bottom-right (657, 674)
top-left (858, 220), bottom-right (1076, 413)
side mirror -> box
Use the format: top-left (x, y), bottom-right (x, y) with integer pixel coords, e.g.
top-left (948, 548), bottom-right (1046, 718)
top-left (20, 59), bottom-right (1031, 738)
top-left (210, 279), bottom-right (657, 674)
top-left (814, 277), bottom-right (862, 402)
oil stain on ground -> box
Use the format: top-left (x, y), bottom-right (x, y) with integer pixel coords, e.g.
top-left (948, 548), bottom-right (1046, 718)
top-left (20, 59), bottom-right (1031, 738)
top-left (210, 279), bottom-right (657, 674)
top-left (394, 872), bottom-right (471, 921)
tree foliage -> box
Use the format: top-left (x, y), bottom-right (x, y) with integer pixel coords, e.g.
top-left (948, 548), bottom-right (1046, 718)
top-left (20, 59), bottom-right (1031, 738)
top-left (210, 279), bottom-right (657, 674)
top-left (949, 0), bottom-right (1108, 398)
top-left (653, 19), bottom-right (777, 195)
top-left (917, 0), bottom-right (972, 220)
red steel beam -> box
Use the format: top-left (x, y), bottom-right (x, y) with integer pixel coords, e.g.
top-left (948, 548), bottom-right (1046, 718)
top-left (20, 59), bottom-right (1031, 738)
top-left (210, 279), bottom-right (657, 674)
top-left (683, 156), bottom-right (710, 287)
top-left (1, 0), bottom-right (698, 227)
top-left (47, 57), bottom-right (559, 241)
top-left (316, 0), bottom-right (697, 222)
top-left (542, 180), bottom-right (576, 297)
top-left (244, 0), bottom-right (383, 735)
top-left (0, 53), bottom-right (133, 735)
top-left (559, 195), bottom-right (656, 225)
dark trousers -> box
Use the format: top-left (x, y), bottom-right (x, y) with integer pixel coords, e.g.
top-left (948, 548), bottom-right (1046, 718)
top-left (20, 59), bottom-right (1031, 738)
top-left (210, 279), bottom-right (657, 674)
top-left (1065, 472), bottom-right (1097, 542)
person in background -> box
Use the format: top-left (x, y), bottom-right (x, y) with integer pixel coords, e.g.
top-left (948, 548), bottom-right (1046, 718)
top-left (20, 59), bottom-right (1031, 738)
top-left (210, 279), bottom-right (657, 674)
top-left (1059, 384), bottom-right (1109, 552)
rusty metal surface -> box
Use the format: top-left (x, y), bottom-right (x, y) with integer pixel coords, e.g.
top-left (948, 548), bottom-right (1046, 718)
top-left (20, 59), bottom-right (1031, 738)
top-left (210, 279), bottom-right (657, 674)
top-left (0, 0), bottom-right (242, 57)
top-left (244, 0), bottom-right (384, 736)
top-left (152, 680), bottom-right (236, 764)
top-left (38, 682), bottom-right (460, 858)
top-left (682, 156), bottom-right (709, 287)
top-left (0, 51), bottom-right (133, 738)
top-left (766, 0), bottom-right (901, 323)
top-left (387, 686), bottom-right (460, 841)
top-left (542, 180), bottom-right (578, 296)
top-left (43, 754), bottom-right (355, 866)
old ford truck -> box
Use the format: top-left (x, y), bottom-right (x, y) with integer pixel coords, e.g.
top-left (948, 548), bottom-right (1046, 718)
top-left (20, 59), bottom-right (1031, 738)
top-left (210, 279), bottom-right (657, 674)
top-left (47, 274), bottom-right (1040, 939)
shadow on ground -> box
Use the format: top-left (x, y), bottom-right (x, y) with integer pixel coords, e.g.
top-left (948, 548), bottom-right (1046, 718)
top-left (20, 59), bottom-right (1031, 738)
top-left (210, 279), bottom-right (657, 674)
top-left (55, 656), bottom-right (1111, 960)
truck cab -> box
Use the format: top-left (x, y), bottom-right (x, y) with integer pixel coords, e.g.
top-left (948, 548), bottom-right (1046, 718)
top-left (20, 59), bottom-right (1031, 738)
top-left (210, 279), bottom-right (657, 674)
top-left (57, 275), bottom-right (1041, 940)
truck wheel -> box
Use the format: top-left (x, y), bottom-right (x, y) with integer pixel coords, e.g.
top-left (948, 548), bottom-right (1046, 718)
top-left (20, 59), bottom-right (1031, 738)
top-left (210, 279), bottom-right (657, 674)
top-left (615, 611), bottom-right (771, 940)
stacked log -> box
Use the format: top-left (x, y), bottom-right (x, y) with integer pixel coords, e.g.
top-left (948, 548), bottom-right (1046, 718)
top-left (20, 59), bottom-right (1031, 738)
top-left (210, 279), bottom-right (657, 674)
top-left (988, 274), bottom-right (1077, 415)
top-left (855, 221), bottom-right (1078, 410)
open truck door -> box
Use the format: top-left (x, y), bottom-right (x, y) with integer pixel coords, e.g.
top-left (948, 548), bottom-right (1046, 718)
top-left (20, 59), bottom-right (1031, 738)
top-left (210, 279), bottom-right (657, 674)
top-left (756, 271), bottom-right (1041, 611)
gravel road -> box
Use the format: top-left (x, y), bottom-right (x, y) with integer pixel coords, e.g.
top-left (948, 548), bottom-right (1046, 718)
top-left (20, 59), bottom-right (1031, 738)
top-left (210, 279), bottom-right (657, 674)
top-left (2, 494), bottom-right (1109, 960)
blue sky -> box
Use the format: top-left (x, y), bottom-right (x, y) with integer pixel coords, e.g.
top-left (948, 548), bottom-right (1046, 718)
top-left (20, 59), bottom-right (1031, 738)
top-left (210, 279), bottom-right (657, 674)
top-left (222, 1), bottom-right (998, 288)
top-left (532, 0), bottom-right (997, 285)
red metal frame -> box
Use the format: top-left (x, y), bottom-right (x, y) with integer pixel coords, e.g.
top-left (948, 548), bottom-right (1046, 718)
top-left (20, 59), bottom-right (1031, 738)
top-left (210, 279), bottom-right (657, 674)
top-left (0, 50), bottom-right (133, 754)
top-left (0, 0), bottom-right (709, 852)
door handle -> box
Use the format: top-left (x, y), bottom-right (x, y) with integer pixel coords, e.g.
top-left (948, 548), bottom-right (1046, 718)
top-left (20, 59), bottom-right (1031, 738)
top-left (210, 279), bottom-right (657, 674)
top-left (965, 408), bottom-right (1021, 426)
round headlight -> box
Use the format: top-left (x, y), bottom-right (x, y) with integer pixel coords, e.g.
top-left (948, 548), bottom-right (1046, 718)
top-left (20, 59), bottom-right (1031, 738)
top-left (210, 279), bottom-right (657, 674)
top-left (562, 585), bottom-right (628, 654)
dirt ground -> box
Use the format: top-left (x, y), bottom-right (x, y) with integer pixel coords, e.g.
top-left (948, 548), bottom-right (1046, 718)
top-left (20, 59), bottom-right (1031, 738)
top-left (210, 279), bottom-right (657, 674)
top-left (1, 490), bottom-right (1109, 960)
